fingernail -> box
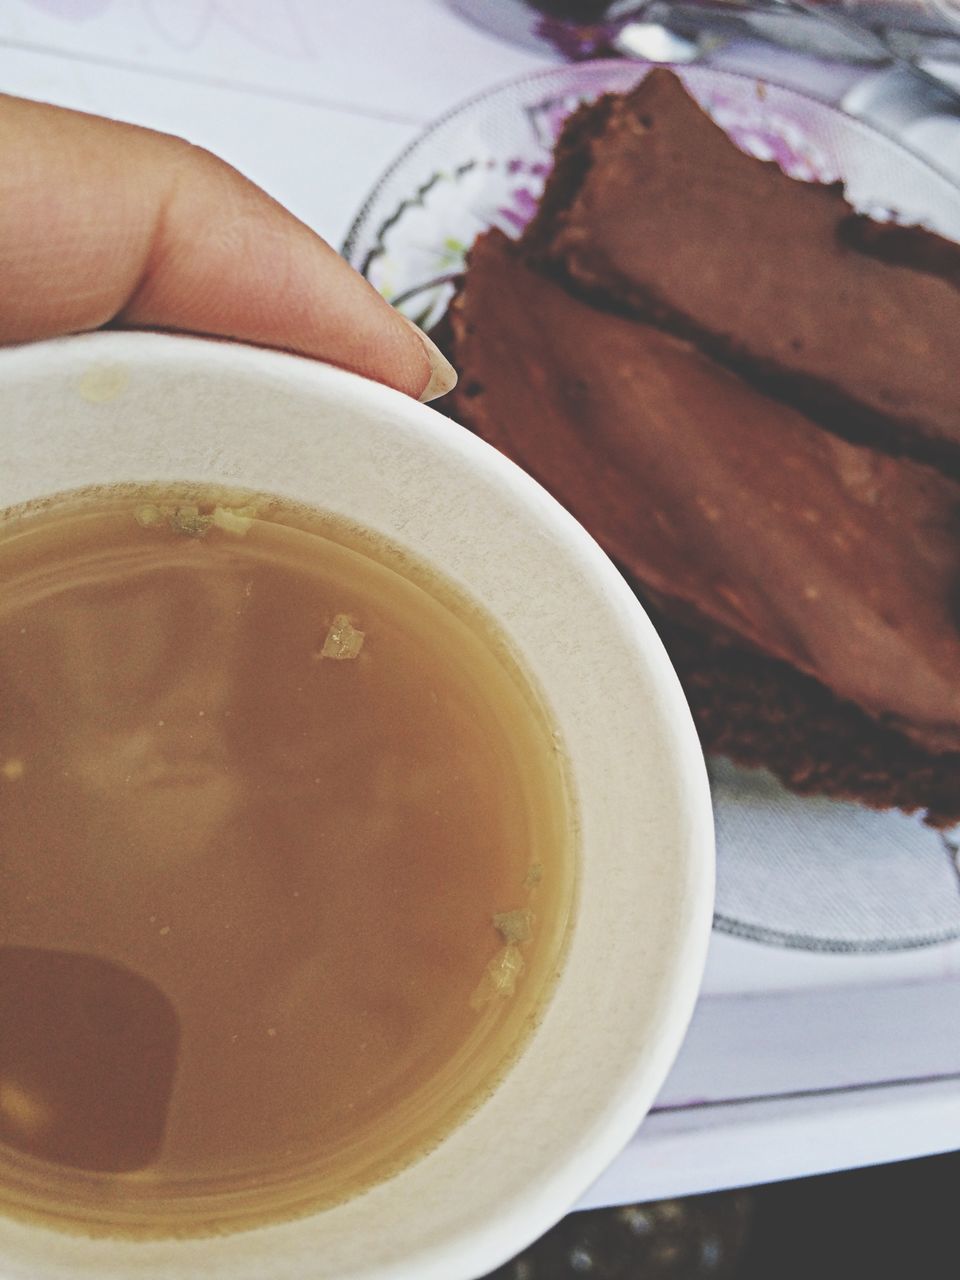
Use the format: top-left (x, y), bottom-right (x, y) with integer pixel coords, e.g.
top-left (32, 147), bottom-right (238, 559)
top-left (399, 314), bottom-right (458, 403)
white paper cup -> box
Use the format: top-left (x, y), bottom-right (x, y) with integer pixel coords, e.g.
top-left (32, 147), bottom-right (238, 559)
top-left (0, 331), bottom-right (713, 1280)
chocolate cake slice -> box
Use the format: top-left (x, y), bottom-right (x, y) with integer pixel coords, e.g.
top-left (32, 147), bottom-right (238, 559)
top-left (447, 231), bottom-right (960, 824)
top-left (524, 68), bottom-right (960, 475)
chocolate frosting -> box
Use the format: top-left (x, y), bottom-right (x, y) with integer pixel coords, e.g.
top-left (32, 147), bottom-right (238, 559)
top-left (531, 68), bottom-right (960, 457)
top-left (449, 231), bottom-right (960, 754)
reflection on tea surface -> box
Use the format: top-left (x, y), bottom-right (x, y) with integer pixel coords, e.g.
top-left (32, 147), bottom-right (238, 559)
top-left (0, 948), bottom-right (179, 1172)
top-left (0, 494), bottom-right (573, 1235)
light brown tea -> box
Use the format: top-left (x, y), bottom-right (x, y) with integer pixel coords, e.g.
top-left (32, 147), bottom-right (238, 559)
top-left (0, 491), bottom-right (573, 1236)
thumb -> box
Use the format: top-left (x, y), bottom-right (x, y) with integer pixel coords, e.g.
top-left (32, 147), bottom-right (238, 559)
top-left (0, 94), bottom-right (456, 402)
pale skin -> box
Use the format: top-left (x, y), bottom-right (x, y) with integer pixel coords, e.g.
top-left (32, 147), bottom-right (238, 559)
top-left (0, 93), bottom-right (457, 401)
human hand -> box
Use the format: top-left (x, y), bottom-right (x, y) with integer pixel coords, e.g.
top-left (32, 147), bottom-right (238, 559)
top-left (0, 94), bottom-right (456, 402)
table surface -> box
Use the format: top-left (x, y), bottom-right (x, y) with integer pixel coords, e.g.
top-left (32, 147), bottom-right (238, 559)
top-left (2, 0), bottom-right (959, 1210)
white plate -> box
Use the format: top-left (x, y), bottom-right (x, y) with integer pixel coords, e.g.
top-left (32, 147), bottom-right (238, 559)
top-left (344, 60), bottom-right (960, 953)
